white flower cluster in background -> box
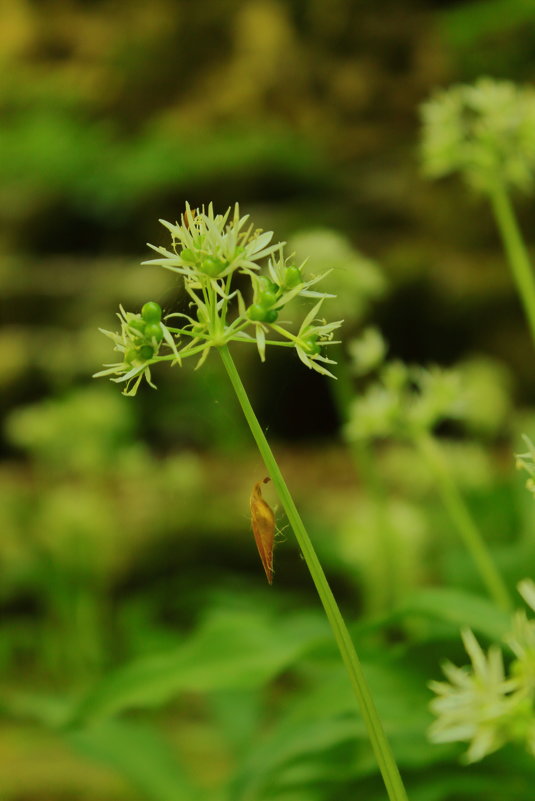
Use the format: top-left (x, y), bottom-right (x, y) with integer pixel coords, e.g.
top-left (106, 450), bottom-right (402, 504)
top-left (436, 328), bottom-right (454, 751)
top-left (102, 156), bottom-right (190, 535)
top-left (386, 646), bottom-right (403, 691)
top-left (429, 581), bottom-right (535, 762)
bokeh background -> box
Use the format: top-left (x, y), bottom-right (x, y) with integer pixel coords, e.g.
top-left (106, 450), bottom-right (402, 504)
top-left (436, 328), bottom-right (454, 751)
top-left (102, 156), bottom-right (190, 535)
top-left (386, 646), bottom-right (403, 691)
top-left (2, 1), bottom-right (535, 799)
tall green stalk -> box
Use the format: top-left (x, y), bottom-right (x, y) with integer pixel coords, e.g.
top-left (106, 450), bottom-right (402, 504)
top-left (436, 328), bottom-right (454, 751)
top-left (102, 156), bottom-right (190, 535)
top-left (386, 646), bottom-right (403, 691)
top-left (489, 180), bottom-right (535, 348)
top-left (218, 344), bottom-right (409, 801)
top-left (415, 431), bottom-right (512, 612)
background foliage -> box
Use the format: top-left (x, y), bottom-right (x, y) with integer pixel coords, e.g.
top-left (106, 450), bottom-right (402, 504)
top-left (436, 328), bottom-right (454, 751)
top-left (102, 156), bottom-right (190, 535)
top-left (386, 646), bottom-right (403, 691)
top-left (2, 1), bottom-right (535, 799)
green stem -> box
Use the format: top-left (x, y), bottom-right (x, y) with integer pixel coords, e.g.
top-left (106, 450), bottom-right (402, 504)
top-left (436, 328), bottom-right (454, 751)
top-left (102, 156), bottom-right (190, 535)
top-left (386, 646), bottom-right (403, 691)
top-left (489, 181), bottom-right (535, 347)
top-left (218, 344), bottom-right (409, 801)
top-left (415, 431), bottom-right (512, 612)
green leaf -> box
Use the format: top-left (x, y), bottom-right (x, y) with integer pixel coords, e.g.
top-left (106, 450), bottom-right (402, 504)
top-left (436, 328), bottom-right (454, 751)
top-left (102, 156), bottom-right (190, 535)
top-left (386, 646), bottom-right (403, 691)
top-left (400, 587), bottom-right (511, 642)
top-left (72, 609), bottom-right (327, 724)
top-left (67, 719), bottom-right (203, 801)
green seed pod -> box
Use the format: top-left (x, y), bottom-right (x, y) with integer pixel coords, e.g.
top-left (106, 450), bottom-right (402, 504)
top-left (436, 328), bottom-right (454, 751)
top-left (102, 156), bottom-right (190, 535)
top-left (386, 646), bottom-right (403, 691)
top-left (264, 309), bottom-right (278, 324)
top-left (144, 322), bottom-right (164, 342)
top-left (248, 304), bottom-right (267, 321)
top-left (141, 302), bottom-right (162, 323)
top-left (138, 345), bottom-right (154, 361)
top-left (303, 335), bottom-right (320, 355)
top-left (258, 290), bottom-right (278, 309)
top-left (284, 266), bottom-right (301, 288)
top-left (259, 276), bottom-right (278, 294)
top-left (201, 257), bottom-right (225, 277)
top-left (129, 317), bottom-right (146, 334)
top-left (180, 247), bottom-right (196, 263)
top-left (124, 348), bottom-right (139, 364)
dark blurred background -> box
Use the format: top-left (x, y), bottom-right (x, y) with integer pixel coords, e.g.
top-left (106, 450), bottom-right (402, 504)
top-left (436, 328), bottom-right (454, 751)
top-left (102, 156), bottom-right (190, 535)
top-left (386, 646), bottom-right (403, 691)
top-left (2, 2), bottom-right (535, 799)
top-left (2, 0), bottom-right (535, 439)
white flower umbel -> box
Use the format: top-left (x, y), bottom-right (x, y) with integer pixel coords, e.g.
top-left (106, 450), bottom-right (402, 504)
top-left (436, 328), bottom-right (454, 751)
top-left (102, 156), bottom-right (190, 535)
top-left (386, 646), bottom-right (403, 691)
top-left (429, 581), bottom-right (535, 762)
top-left (421, 78), bottom-right (535, 193)
top-left (429, 629), bottom-right (516, 762)
top-left (94, 204), bottom-right (342, 393)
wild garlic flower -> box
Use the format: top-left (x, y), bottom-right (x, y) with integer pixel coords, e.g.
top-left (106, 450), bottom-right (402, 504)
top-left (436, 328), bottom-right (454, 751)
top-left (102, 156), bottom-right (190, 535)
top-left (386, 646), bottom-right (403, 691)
top-left (421, 78), bottom-right (535, 193)
top-left (345, 362), bottom-right (463, 442)
top-left (429, 582), bottom-right (535, 762)
top-left (93, 304), bottom-right (178, 396)
top-left (429, 629), bottom-right (516, 762)
top-left (94, 204), bottom-right (342, 393)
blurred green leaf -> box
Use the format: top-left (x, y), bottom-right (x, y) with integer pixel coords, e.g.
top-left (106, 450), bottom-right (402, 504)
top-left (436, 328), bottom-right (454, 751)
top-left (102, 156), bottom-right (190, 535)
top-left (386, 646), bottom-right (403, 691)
top-left (400, 587), bottom-right (511, 641)
top-left (440, 0), bottom-right (535, 49)
top-left (72, 609), bottom-right (327, 724)
top-left (67, 719), bottom-right (204, 801)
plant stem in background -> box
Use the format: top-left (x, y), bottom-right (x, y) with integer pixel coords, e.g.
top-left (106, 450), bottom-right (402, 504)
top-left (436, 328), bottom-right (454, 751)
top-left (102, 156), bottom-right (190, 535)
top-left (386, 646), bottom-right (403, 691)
top-left (415, 431), bottom-right (512, 612)
top-left (489, 181), bottom-right (535, 348)
top-left (219, 344), bottom-right (409, 801)
top-left (330, 344), bottom-right (399, 611)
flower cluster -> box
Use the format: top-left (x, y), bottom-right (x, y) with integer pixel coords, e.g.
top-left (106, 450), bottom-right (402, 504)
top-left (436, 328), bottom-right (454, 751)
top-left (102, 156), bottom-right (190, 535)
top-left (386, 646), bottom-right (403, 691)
top-left (344, 354), bottom-right (463, 442)
top-left (420, 78), bottom-right (535, 193)
top-left (428, 581), bottom-right (535, 762)
top-left (94, 204), bottom-right (342, 394)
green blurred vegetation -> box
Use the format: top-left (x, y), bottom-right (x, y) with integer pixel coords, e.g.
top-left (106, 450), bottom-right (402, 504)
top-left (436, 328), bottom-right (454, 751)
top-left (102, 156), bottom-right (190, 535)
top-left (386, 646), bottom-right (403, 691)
top-left (2, 0), bottom-right (535, 799)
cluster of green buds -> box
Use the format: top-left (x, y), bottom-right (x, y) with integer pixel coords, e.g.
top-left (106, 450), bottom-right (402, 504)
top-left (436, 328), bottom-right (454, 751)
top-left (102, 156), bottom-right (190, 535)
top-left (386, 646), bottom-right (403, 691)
top-left (94, 302), bottom-right (179, 395)
top-left (94, 204), bottom-right (342, 394)
top-left (429, 580), bottom-right (535, 763)
top-left (420, 78), bottom-right (535, 193)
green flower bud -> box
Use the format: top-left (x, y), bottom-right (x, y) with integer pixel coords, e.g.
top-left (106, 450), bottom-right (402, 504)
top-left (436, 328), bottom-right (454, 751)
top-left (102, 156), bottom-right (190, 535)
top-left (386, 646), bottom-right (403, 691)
top-left (180, 247), bottom-right (196, 263)
top-left (129, 317), bottom-right (146, 334)
top-left (258, 290), bottom-right (278, 309)
top-left (138, 345), bottom-right (154, 361)
top-left (144, 322), bottom-right (164, 342)
top-left (264, 309), bottom-right (278, 323)
top-left (124, 348), bottom-right (139, 364)
top-left (141, 302), bottom-right (162, 323)
top-left (248, 304), bottom-right (267, 321)
top-left (201, 257), bottom-right (225, 277)
top-left (259, 276), bottom-right (278, 294)
top-left (284, 266), bottom-right (301, 288)
top-left (302, 334), bottom-right (320, 355)
top-left (248, 305), bottom-right (278, 323)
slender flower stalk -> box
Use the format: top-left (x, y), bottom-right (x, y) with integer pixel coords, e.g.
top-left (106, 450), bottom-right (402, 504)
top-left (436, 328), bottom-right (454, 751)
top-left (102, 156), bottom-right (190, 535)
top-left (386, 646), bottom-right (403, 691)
top-left (488, 180), bottom-right (535, 347)
top-left (415, 431), bottom-right (512, 612)
top-left (345, 361), bottom-right (513, 612)
top-left (218, 344), bottom-right (409, 801)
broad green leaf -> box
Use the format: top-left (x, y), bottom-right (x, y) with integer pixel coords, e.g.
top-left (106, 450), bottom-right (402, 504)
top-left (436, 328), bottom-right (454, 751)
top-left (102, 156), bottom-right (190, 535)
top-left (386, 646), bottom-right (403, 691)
top-left (72, 609), bottom-right (327, 724)
top-left (400, 587), bottom-right (511, 641)
top-left (67, 719), bottom-right (204, 801)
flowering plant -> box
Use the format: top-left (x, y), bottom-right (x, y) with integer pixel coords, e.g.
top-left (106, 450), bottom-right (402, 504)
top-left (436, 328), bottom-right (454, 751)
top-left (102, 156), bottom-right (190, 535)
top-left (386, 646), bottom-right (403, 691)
top-left (94, 203), bottom-right (341, 394)
top-left (93, 203), bottom-right (408, 801)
